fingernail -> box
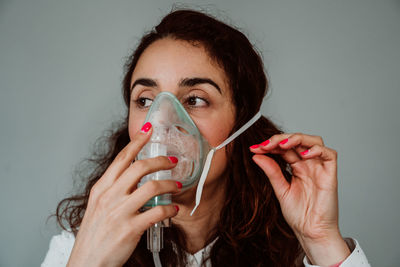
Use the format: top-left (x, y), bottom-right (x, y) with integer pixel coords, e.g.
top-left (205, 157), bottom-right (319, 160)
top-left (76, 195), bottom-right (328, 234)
top-left (176, 181), bottom-right (182, 189)
top-left (279, 138), bottom-right (289, 145)
top-left (141, 122), bottom-right (152, 133)
top-left (301, 149), bottom-right (309, 156)
top-left (174, 205), bottom-right (179, 212)
top-left (168, 156), bottom-right (178, 164)
top-left (250, 144), bottom-right (259, 149)
top-left (260, 139), bottom-right (270, 146)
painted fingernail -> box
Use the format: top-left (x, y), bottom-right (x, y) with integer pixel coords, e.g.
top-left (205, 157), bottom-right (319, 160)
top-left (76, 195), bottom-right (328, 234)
top-left (301, 149), bottom-right (309, 156)
top-left (260, 139), bottom-right (270, 146)
top-left (279, 138), bottom-right (289, 145)
top-left (174, 205), bottom-right (179, 212)
top-left (176, 181), bottom-right (182, 189)
top-left (250, 144), bottom-right (260, 149)
top-left (168, 156), bottom-right (178, 164)
top-left (141, 122), bottom-right (152, 133)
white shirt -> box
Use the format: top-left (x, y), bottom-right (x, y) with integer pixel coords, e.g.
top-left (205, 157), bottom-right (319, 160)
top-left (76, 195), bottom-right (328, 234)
top-left (41, 230), bottom-right (370, 267)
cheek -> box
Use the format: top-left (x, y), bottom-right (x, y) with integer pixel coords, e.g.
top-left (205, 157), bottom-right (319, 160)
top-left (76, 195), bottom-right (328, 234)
top-left (206, 147), bottom-right (229, 183)
top-left (196, 114), bottom-right (235, 147)
top-left (195, 110), bottom-right (235, 183)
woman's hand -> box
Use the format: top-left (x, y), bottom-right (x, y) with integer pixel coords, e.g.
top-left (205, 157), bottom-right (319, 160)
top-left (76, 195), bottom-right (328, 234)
top-left (250, 133), bottom-right (350, 266)
top-left (67, 122), bottom-right (181, 267)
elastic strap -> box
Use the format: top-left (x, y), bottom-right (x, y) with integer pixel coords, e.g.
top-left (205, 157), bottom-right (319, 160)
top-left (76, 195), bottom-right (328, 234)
top-left (190, 148), bottom-right (215, 216)
top-left (190, 112), bottom-right (262, 216)
top-left (216, 112), bottom-right (261, 150)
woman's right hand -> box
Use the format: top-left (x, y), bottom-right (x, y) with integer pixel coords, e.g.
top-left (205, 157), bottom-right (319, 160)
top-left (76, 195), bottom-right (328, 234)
top-left (67, 122), bottom-right (181, 267)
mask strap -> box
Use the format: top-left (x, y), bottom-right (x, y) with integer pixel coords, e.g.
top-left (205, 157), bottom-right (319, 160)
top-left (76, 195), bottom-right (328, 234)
top-left (215, 112), bottom-right (262, 150)
top-left (190, 111), bottom-right (262, 216)
top-left (190, 148), bottom-right (215, 216)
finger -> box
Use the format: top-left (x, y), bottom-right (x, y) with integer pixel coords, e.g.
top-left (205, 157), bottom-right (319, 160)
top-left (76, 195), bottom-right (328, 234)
top-left (298, 144), bottom-right (338, 162)
top-left (250, 133), bottom-right (326, 164)
top-left (256, 147), bottom-right (301, 165)
top-left (276, 133), bottom-right (324, 151)
top-left (94, 122), bottom-right (153, 194)
top-left (122, 180), bottom-right (182, 212)
top-left (250, 137), bottom-right (301, 164)
top-left (131, 205), bottom-right (179, 234)
top-left (249, 133), bottom-right (291, 153)
top-left (250, 133), bottom-right (324, 153)
top-left (111, 156), bottom-right (179, 195)
top-left (252, 154), bottom-right (290, 201)
top-left (279, 149), bottom-right (302, 164)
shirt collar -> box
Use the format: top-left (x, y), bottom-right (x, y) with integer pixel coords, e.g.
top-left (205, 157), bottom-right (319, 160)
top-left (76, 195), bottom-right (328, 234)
top-left (186, 236), bottom-right (219, 266)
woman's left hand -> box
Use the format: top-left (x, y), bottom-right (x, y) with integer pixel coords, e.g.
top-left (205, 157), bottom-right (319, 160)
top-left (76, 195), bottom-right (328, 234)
top-left (250, 133), bottom-right (350, 266)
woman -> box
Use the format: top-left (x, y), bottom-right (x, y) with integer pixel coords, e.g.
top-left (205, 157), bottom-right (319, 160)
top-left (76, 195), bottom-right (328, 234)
top-left (42, 9), bottom-right (370, 267)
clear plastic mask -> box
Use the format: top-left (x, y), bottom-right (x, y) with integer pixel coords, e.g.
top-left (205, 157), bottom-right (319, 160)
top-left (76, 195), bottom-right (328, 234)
top-left (137, 92), bottom-right (210, 190)
top-left (136, 91), bottom-right (261, 215)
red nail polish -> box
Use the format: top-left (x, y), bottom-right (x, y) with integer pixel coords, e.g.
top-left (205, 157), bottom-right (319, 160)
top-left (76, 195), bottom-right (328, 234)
top-left (279, 138), bottom-right (289, 145)
top-left (168, 156), bottom-right (178, 164)
top-left (141, 122), bottom-right (152, 133)
top-left (174, 205), bottom-right (179, 212)
top-left (250, 144), bottom-right (260, 149)
top-left (260, 139), bottom-right (270, 146)
top-left (301, 149), bottom-right (309, 156)
top-left (176, 181), bottom-right (182, 189)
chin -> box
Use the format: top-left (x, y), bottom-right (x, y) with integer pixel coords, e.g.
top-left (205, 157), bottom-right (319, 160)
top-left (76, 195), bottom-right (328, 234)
top-left (172, 184), bottom-right (197, 204)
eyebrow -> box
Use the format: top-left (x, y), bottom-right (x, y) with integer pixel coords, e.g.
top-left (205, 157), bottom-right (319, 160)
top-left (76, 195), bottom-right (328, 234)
top-left (131, 78), bottom-right (157, 92)
top-left (130, 77), bottom-right (222, 94)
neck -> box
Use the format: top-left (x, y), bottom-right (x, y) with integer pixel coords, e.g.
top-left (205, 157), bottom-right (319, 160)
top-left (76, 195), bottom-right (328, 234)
top-left (171, 174), bottom-right (227, 254)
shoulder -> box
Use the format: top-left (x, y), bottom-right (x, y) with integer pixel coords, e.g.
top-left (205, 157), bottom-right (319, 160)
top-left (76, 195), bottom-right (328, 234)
top-left (41, 230), bottom-right (76, 267)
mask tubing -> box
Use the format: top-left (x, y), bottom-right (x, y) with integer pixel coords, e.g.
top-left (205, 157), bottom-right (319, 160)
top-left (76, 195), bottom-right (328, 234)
top-left (152, 252), bottom-right (162, 267)
top-left (147, 222), bottom-right (163, 252)
top-left (147, 220), bottom-right (168, 267)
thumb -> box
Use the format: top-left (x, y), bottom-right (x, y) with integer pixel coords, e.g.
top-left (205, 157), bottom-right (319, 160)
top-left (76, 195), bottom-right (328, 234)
top-left (252, 154), bottom-right (290, 201)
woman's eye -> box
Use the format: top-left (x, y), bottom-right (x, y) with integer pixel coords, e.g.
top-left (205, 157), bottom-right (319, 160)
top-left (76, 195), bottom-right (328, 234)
top-left (136, 97), bottom-right (153, 108)
top-left (185, 96), bottom-right (208, 107)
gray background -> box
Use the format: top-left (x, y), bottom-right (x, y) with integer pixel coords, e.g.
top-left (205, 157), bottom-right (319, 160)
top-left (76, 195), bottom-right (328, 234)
top-left (1, 0), bottom-right (399, 266)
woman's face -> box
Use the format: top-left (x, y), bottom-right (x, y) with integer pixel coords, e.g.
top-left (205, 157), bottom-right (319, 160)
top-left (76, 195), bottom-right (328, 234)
top-left (128, 38), bottom-right (235, 188)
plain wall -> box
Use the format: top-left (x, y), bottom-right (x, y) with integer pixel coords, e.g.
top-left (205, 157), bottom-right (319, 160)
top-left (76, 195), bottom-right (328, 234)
top-left (1, 0), bottom-right (399, 266)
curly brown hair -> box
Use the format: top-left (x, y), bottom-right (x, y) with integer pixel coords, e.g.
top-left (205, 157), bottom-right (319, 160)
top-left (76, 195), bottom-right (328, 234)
top-left (56, 8), bottom-right (302, 266)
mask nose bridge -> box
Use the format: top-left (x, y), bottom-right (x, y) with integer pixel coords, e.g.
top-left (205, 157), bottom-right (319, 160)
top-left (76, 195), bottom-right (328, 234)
top-left (152, 92), bottom-right (199, 131)
top-left (154, 97), bottom-right (191, 136)
top-left (150, 93), bottom-right (181, 126)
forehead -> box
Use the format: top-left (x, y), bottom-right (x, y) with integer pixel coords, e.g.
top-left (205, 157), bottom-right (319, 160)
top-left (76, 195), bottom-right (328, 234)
top-left (131, 38), bottom-right (230, 93)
